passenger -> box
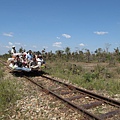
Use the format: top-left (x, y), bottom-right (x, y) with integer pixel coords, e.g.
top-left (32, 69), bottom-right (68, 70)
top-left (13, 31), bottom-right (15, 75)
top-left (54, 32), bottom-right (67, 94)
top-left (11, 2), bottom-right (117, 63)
top-left (11, 46), bottom-right (17, 58)
top-left (29, 55), bottom-right (38, 69)
top-left (9, 60), bottom-right (15, 68)
top-left (11, 46), bottom-right (23, 58)
top-left (26, 50), bottom-right (33, 61)
top-left (36, 55), bottom-right (44, 65)
top-left (11, 46), bottom-right (16, 54)
top-left (14, 55), bottom-right (22, 67)
top-left (36, 55), bottom-right (46, 68)
top-left (21, 54), bottom-right (28, 68)
top-left (23, 51), bottom-right (27, 56)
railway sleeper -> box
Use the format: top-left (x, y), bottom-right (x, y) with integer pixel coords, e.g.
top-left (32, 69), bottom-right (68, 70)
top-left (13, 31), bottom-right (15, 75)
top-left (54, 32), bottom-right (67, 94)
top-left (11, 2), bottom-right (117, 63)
top-left (98, 108), bottom-right (120, 119)
top-left (65, 94), bottom-right (86, 101)
top-left (80, 101), bottom-right (103, 109)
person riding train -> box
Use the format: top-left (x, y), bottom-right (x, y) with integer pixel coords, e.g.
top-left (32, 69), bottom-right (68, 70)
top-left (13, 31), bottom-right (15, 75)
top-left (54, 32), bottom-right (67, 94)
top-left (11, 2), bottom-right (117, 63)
top-left (11, 46), bottom-right (16, 54)
top-left (8, 48), bottom-right (46, 71)
top-left (26, 50), bottom-right (33, 61)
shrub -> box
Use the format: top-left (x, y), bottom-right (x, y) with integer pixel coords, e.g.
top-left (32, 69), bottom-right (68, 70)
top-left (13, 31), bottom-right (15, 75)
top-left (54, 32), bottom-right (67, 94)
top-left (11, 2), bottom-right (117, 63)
top-left (0, 79), bottom-right (22, 112)
top-left (83, 72), bottom-right (92, 82)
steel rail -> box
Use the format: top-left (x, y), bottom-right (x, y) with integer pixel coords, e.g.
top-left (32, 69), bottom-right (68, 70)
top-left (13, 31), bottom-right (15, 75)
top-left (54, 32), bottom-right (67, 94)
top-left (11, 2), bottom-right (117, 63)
top-left (24, 75), bottom-right (120, 120)
top-left (24, 76), bottom-right (102, 120)
top-left (42, 75), bottom-right (120, 108)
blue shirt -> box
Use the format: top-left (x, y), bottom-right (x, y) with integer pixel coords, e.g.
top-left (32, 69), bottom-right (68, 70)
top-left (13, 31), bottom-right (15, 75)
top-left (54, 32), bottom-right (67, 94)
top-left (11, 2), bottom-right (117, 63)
top-left (26, 53), bottom-right (33, 61)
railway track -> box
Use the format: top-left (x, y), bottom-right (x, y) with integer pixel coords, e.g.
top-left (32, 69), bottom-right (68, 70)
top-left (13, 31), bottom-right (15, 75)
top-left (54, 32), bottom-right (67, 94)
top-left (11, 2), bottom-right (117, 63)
top-left (1, 59), bottom-right (120, 120)
top-left (24, 75), bottom-right (120, 120)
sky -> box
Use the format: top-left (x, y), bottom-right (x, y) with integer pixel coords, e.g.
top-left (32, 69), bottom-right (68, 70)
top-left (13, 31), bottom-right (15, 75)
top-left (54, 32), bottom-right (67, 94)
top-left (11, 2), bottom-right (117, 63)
top-left (0, 0), bottom-right (120, 55)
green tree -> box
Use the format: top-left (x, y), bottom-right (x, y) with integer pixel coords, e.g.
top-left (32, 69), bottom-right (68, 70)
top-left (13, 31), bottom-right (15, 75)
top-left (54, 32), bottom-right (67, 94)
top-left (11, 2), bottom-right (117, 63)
top-left (95, 48), bottom-right (103, 62)
top-left (64, 47), bottom-right (71, 61)
top-left (85, 49), bottom-right (90, 62)
top-left (64, 47), bottom-right (70, 55)
top-left (19, 47), bottom-right (25, 53)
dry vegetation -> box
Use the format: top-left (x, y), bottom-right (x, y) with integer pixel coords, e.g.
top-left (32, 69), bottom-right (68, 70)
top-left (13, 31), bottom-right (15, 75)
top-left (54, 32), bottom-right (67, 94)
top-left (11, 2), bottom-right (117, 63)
top-left (0, 47), bottom-right (120, 119)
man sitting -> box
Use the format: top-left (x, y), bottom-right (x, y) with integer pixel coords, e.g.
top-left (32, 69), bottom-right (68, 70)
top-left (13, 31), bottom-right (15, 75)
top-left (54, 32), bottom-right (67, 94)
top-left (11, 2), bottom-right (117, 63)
top-left (14, 55), bottom-right (22, 67)
top-left (29, 55), bottom-right (38, 70)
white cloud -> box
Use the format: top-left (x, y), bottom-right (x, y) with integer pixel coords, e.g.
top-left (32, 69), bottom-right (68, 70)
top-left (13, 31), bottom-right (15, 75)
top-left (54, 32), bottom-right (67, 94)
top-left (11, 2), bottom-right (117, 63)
top-left (53, 42), bottom-right (62, 47)
top-left (8, 42), bottom-right (13, 46)
top-left (15, 42), bottom-right (21, 45)
top-left (5, 46), bottom-right (11, 49)
top-left (79, 43), bottom-right (85, 47)
top-left (3, 32), bottom-right (14, 37)
top-left (56, 37), bottom-right (60, 39)
top-left (94, 31), bottom-right (108, 35)
top-left (62, 34), bottom-right (71, 38)
top-left (32, 45), bottom-right (37, 48)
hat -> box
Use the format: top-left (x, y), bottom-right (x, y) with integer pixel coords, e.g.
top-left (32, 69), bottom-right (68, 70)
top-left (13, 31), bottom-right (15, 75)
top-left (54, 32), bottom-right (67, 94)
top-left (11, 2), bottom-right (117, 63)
top-left (12, 46), bottom-right (15, 48)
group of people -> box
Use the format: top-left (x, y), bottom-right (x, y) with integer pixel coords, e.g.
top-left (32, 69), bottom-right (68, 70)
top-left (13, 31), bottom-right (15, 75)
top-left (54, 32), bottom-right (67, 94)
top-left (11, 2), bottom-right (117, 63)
top-left (8, 46), bottom-right (45, 72)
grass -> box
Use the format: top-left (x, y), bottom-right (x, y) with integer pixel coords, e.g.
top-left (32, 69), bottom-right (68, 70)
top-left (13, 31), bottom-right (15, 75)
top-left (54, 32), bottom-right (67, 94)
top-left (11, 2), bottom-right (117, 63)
top-left (44, 61), bottom-right (120, 95)
top-left (0, 62), bottom-right (23, 119)
top-left (0, 79), bottom-right (22, 110)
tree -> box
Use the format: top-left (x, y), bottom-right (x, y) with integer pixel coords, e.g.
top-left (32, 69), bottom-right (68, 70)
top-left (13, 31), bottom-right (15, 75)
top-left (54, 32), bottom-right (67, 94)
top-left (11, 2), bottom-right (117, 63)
top-left (85, 49), bottom-right (90, 62)
top-left (19, 47), bottom-right (24, 53)
top-left (105, 43), bottom-right (111, 53)
top-left (35, 51), bottom-right (41, 55)
top-left (114, 47), bottom-right (119, 55)
top-left (8, 50), bottom-right (11, 55)
top-left (114, 47), bottom-right (120, 61)
top-left (95, 48), bottom-right (103, 62)
top-left (41, 48), bottom-right (46, 55)
top-left (64, 47), bottom-right (71, 61)
top-left (55, 50), bottom-right (64, 58)
top-left (64, 47), bottom-right (70, 55)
